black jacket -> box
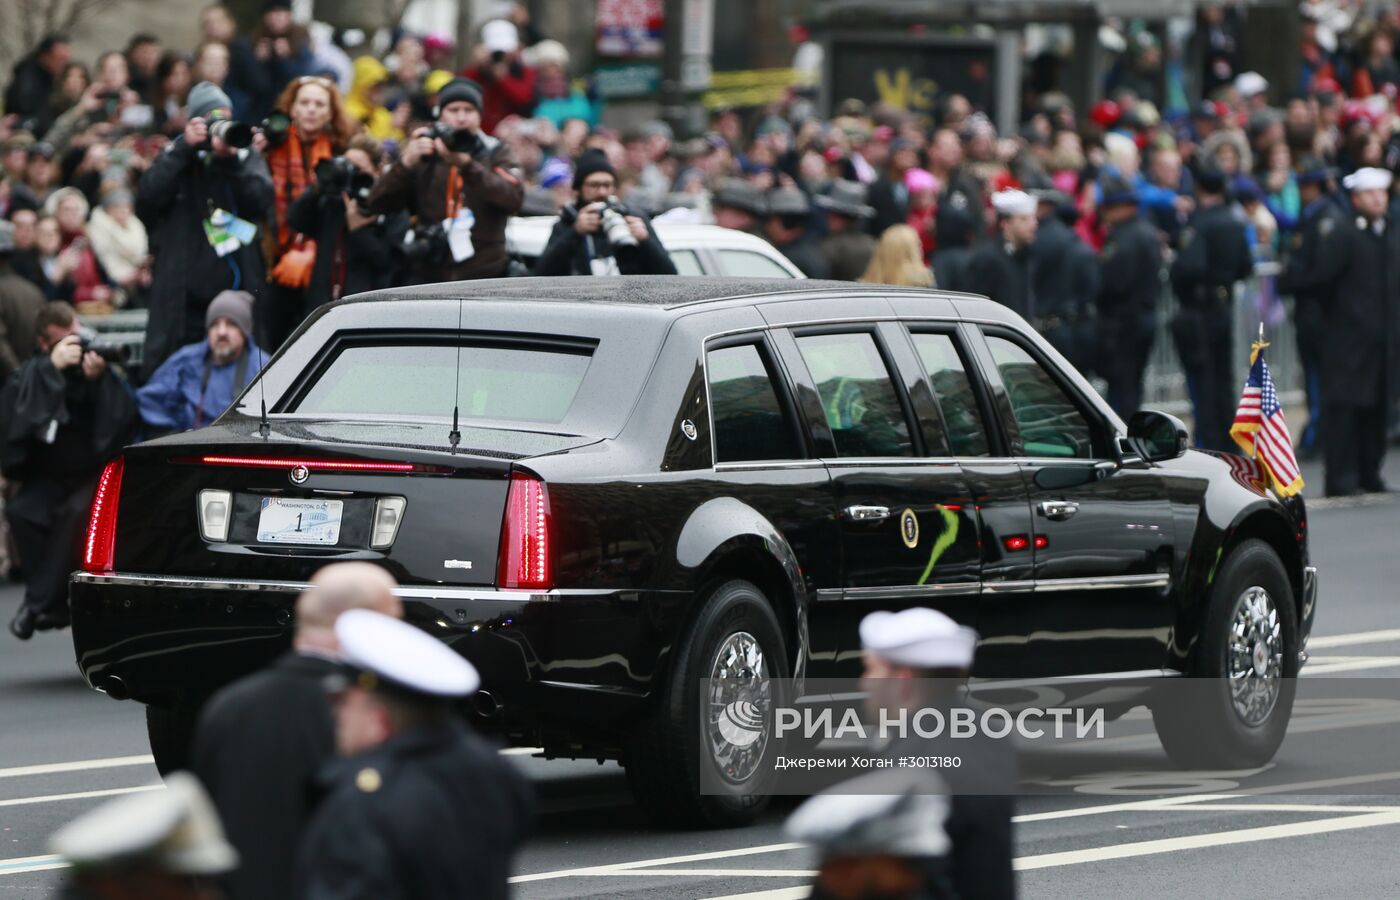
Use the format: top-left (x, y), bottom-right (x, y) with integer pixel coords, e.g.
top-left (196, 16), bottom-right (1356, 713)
top-left (192, 652), bottom-right (339, 900)
top-left (3, 56), bottom-right (57, 134)
top-left (287, 186), bottom-right (411, 312)
top-left (297, 719), bottom-right (533, 900)
top-left (967, 238), bottom-right (1034, 319)
top-left (776, 234), bottom-right (831, 279)
top-left (136, 138), bottom-right (273, 377)
top-left (1170, 202), bottom-right (1253, 306)
top-left (1031, 217), bottom-right (1100, 322)
top-left (1098, 214), bottom-right (1164, 318)
top-left (931, 246), bottom-right (974, 293)
top-left (1281, 211), bottom-right (1400, 408)
top-left (1279, 194), bottom-right (1344, 333)
top-left (866, 175), bottom-right (909, 236)
top-left (0, 353), bottom-right (135, 483)
top-left (535, 208), bottom-right (676, 276)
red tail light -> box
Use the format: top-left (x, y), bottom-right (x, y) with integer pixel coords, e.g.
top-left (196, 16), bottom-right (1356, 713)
top-left (497, 472), bottom-right (552, 590)
top-left (83, 457), bottom-right (125, 573)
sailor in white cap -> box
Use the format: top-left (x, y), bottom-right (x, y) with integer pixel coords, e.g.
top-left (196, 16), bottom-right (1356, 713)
top-left (856, 608), bottom-right (1015, 900)
top-left (968, 190), bottom-right (1039, 318)
top-left (50, 771), bottom-right (236, 900)
top-left (1304, 164), bottom-right (1398, 497)
top-left (296, 610), bottom-right (532, 900)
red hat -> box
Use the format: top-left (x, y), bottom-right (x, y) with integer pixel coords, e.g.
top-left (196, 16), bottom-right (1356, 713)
top-left (823, 145), bottom-right (845, 163)
top-left (1310, 75), bottom-right (1342, 97)
top-left (1089, 100), bottom-right (1121, 128)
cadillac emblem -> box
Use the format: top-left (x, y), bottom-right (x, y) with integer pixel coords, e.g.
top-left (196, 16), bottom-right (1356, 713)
top-left (289, 465), bottom-right (310, 485)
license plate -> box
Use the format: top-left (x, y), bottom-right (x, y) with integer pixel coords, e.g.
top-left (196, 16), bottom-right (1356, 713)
top-left (257, 498), bottom-right (343, 545)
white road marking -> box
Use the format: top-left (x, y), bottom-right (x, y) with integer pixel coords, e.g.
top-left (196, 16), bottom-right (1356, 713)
top-left (1308, 628), bottom-right (1400, 649)
top-left (0, 855), bottom-right (65, 875)
top-left (1013, 793), bottom-right (1240, 821)
top-left (563, 868), bottom-right (818, 878)
top-left (1303, 656), bottom-right (1400, 675)
top-left (0, 755), bottom-right (154, 780)
top-left (703, 890), bottom-right (810, 900)
top-left (0, 785), bottom-right (161, 808)
top-left (509, 842), bottom-right (807, 884)
top-left (1013, 810), bottom-right (1400, 870)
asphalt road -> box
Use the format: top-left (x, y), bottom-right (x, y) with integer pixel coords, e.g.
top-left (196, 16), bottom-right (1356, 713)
top-left (2, 451), bottom-right (1399, 899)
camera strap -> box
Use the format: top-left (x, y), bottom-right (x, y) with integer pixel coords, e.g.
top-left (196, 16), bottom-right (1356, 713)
top-left (445, 167), bottom-right (467, 219)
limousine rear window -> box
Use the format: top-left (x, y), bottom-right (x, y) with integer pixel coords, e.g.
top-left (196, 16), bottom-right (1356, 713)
top-left (795, 332), bottom-right (914, 458)
top-left (292, 343), bottom-right (592, 424)
top-left (706, 343), bottom-right (800, 463)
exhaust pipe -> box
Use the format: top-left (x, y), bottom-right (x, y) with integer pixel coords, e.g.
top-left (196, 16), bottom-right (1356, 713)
top-left (472, 690), bottom-right (500, 718)
top-left (102, 676), bottom-right (130, 701)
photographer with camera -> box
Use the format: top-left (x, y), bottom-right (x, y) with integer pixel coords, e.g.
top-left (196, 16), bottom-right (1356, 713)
top-left (4, 302), bottom-right (136, 640)
top-left (286, 134), bottom-right (409, 312)
top-left (137, 81), bottom-right (272, 378)
top-left (262, 75), bottom-right (352, 348)
top-left (363, 78), bottom-right (524, 283)
top-left (535, 149), bottom-right (676, 277)
top-left (137, 289), bottom-right (266, 437)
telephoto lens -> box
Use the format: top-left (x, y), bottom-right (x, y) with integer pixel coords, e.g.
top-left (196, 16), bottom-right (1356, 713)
top-left (600, 198), bottom-right (638, 248)
top-left (208, 118), bottom-right (254, 149)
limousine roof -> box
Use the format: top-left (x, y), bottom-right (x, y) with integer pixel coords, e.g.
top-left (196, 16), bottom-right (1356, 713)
top-left (348, 276), bottom-right (989, 311)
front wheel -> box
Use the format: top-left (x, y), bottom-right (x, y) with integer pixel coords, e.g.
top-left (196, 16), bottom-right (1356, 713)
top-left (1152, 539), bottom-right (1299, 769)
top-left (623, 579), bottom-right (788, 828)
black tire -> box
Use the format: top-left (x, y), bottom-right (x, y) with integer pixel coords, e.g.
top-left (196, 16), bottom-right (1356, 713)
top-left (1152, 539), bottom-right (1299, 769)
top-left (146, 700), bottom-right (199, 775)
top-left (623, 579), bottom-right (789, 828)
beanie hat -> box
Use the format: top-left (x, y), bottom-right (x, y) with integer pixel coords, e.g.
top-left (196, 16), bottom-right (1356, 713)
top-left (571, 148), bottom-right (616, 191)
top-left (187, 81), bottom-right (234, 121)
top-left (434, 78), bottom-right (483, 117)
top-left (206, 290), bottom-right (255, 339)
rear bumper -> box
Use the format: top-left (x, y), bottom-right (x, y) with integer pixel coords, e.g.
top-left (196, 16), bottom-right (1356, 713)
top-left (70, 572), bottom-right (685, 746)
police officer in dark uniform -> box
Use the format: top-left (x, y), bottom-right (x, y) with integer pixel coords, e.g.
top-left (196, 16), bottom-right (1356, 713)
top-left (930, 203), bottom-right (978, 293)
top-left (1030, 189), bottom-right (1100, 372)
top-left (1278, 157), bottom-right (1342, 458)
top-left (967, 189), bottom-right (1039, 319)
top-left (298, 610), bottom-right (532, 900)
top-left (764, 186), bottom-right (830, 278)
top-left (1098, 176), bottom-right (1166, 417)
top-left (1170, 163), bottom-right (1254, 451)
top-left (1285, 167), bottom-right (1400, 495)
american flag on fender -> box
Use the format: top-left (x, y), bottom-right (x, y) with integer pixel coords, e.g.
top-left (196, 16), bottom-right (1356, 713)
top-left (1230, 340), bottom-right (1304, 496)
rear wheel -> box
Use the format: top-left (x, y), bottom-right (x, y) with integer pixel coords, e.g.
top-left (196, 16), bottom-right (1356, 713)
top-left (146, 699), bottom-right (199, 774)
top-left (1152, 539), bottom-right (1298, 769)
top-left (624, 579), bottom-right (788, 828)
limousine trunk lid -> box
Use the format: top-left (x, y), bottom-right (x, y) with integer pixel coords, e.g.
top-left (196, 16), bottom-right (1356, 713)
top-left (105, 420), bottom-right (600, 586)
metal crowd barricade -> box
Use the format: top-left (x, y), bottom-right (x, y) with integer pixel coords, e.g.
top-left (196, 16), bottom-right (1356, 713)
top-left (1137, 261), bottom-right (1304, 417)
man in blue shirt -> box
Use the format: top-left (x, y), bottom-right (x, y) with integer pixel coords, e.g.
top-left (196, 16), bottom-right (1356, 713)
top-left (137, 289), bottom-right (266, 435)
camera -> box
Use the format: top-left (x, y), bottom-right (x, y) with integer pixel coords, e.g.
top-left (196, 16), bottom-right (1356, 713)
top-left (315, 156), bottom-right (376, 208)
top-left (260, 111), bottom-right (291, 148)
top-left (401, 221), bottom-right (450, 264)
top-left (207, 117), bottom-right (254, 150)
top-left (429, 122), bottom-right (486, 158)
top-left (561, 197), bottom-right (639, 248)
top-left (76, 330), bottom-right (131, 366)
top-left (100, 91), bottom-right (122, 119)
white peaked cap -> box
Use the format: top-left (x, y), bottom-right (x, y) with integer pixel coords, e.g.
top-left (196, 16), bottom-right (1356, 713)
top-left (335, 608), bottom-right (480, 697)
top-left (859, 607), bottom-right (978, 670)
top-left (1235, 71), bottom-right (1269, 97)
top-left (50, 772), bottom-right (238, 875)
top-left (991, 189), bottom-right (1037, 217)
top-left (1343, 167), bottom-right (1393, 193)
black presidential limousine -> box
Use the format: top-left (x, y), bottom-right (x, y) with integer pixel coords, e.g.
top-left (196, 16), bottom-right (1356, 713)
top-left (71, 277), bottom-right (1317, 825)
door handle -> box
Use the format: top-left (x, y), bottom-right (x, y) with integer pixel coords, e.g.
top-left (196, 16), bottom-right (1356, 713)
top-left (844, 505), bottom-right (891, 521)
top-left (1038, 500), bottom-right (1080, 521)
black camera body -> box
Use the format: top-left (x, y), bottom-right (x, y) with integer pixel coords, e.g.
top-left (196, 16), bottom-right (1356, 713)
top-left (401, 221), bottom-right (450, 265)
top-left (315, 156), bottom-right (376, 208)
top-left (429, 122), bottom-right (486, 158)
top-left (260, 111), bottom-right (291, 148)
top-left (77, 336), bottom-right (130, 366)
top-left (100, 91), bottom-right (122, 119)
top-left (561, 197), bottom-right (639, 249)
top-left (207, 117), bottom-right (254, 150)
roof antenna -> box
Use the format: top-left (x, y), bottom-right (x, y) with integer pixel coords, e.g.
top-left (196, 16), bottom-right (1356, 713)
top-left (449, 298), bottom-right (463, 454)
top-left (257, 347), bottom-right (270, 439)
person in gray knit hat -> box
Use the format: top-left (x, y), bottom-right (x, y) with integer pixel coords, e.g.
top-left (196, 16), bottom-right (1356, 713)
top-left (136, 81), bottom-right (272, 377)
top-left (136, 288), bottom-right (267, 437)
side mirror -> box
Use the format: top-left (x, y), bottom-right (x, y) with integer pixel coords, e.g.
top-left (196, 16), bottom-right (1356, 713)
top-left (1127, 410), bottom-right (1189, 463)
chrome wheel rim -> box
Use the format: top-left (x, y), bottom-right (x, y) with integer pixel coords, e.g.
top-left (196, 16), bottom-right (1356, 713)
top-left (706, 631), bottom-right (770, 784)
top-left (1227, 585), bottom-right (1282, 726)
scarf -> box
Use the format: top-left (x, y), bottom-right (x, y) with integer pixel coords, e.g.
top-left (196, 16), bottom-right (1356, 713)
top-left (268, 128), bottom-right (334, 251)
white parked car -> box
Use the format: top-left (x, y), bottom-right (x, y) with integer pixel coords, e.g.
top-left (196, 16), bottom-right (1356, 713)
top-left (504, 216), bottom-right (806, 278)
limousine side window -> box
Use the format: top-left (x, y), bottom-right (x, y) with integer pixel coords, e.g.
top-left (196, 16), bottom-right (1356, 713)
top-left (706, 343), bottom-right (801, 463)
top-left (909, 332), bottom-right (990, 458)
top-left (983, 334), bottom-right (1095, 459)
top-left (794, 332), bottom-right (913, 458)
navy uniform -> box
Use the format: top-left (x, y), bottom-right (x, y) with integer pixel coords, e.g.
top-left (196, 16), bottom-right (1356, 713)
top-left (1170, 166), bottom-right (1254, 451)
top-left (1287, 168), bottom-right (1400, 495)
top-left (767, 186), bottom-right (830, 279)
top-left (1277, 160), bottom-right (1342, 456)
top-left (1030, 191), bottom-right (1101, 374)
top-left (297, 611), bottom-right (533, 900)
top-left (930, 203), bottom-right (978, 293)
top-left (967, 190), bottom-right (1039, 319)
top-left (1098, 178), bottom-right (1166, 417)
top-left (50, 771), bottom-right (237, 900)
top-left (816, 180), bottom-right (878, 281)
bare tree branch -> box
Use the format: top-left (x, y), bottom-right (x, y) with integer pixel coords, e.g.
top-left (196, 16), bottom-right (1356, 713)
top-left (57, 0), bottom-right (122, 35)
top-left (42, 0), bottom-right (62, 37)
